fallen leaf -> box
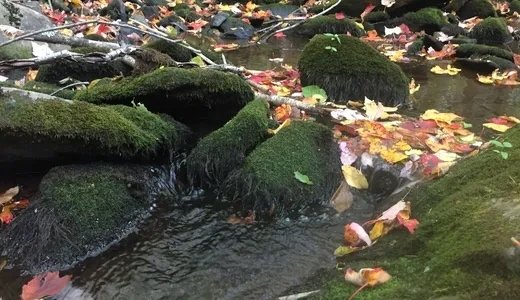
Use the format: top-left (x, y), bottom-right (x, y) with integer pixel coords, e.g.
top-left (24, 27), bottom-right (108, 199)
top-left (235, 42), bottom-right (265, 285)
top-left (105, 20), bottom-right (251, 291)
top-left (342, 165), bottom-right (369, 189)
top-left (368, 221), bottom-right (388, 240)
top-left (0, 186), bottom-right (19, 205)
top-left (0, 258), bottom-right (6, 271)
top-left (334, 245), bottom-right (360, 257)
top-left (344, 222), bottom-right (372, 246)
top-left (274, 104), bottom-right (292, 122)
top-left (21, 272), bottom-right (72, 300)
top-left (274, 31), bottom-right (286, 38)
top-left (0, 206), bottom-right (13, 224)
top-left (430, 65), bottom-right (461, 76)
top-left (335, 11), bottom-right (345, 20)
top-left (421, 109), bottom-right (462, 124)
top-left (345, 267), bottom-right (391, 287)
top-left (302, 85), bottom-right (327, 103)
top-left (377, 200), bottom-right (406, 221)
top-left (434, 150), bottom-right (459, 162)
top-left (483, 123), bottom-right (510, 132)
top-left (294, 171), bottom-right (313, 185)
top-left (330, 180), bottom-right (353, 213)
top-left (360, 3), bottom-right (376, 21)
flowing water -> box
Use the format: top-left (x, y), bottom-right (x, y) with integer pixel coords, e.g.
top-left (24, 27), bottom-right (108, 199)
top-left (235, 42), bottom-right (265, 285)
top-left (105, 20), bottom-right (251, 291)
top-left (1, 37), bottom-right (520, 300)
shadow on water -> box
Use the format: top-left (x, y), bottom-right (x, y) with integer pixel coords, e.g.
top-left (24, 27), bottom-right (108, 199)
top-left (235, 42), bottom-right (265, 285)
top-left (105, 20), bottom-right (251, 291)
top-left (2, 37), bottom-right (520, 299)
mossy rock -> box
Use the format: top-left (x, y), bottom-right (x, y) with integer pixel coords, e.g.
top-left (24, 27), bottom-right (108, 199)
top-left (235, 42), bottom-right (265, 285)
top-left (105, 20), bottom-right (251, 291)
top-left (175, 8), bottom-right (199, 22)
top-left (224, 120), bottom-right (341, 218)
top-left (301, 126), bottom-right (520, 299)
top-left (455, 43), bottom-right (514, 61)
top-left (73, 67), bottom-right (254, 126)
top-left (296, 16), bottom-right (365, 37)
top-left (0, 164), bottom-right (158, 273)
top-left (298, 34), bottom-right (409, 106)
top-left (0, 43), bottom-right (32, 60)
top-left (456, 54), bottom-right (517, 72)
top-left (404, 7), bottom-right (449, 34)
top-left (143, 39), bottom-right (193, 62)
top-left (0, 90), bottom-right (182, 167)
top-left (130, 48), bottom-right (177, 75)
top-left (457, 0), bottom-right (496, 20)
top-left (445, 0), bottom-right (470, 12)
top-left (364, 11), bottom-right (390, 23)
top-left (512, 0), bottom-right (520, 13)
top-left (470, 17), bottom-right (511, 46)
top-left (186, 99), bottom-right (270, 186)
top-left (309, 0), bottom-right (379, 17)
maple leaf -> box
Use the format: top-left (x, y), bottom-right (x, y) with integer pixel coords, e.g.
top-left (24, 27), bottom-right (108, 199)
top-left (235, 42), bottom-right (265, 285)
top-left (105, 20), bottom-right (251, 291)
top-left (21, 272), bottom-right (72, 300)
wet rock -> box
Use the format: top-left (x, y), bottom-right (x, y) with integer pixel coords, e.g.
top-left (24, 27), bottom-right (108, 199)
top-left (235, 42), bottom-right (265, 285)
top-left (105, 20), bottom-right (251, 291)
top-left (406, 38), bottom-right (425, 55)
top-left (441, 23), bottom-right (468, 36)
top-left (456, 55), bottom-right (518, 72)
top-left (470, 17), bottom-right (512, 46)
top-left (296, 15), bottom-right (365, 37)
top-left (455, 43), bottom-right (514, 61)
top-left (224, 121), bottom-right (341, 218)
top-left (0, 163), bottom-right (160, 274)
top-left (298, 34), bottom-right (409, 106)
top-left (308, 0), bottom-right (379, 17)
top-left (364, 11), bottom-right (390, 23)
top-left (158, 15), bottom-right (188, 32)
top-left (187, 99), bottom-right (269, 186)
top-left (0, 1), bottom-right (53, 30)
top-left (98, 0), bottom-right (129, 21)
top-left (143, 39), bottom-right (193, 62)
top-left (220, 17), bottom-right (255, 39)
top-left (210, 12), bottom-right (230, 28)
top-left (423, 34), bottom-right (444, 51)
top-left (451, 0), bottom-right (496, 20)
top-left (73, 67), bottom-right (254, 127)
top-left (0, 89), bottom-right (182, 169)
top-left (403, 7), bottom-right (449, 34)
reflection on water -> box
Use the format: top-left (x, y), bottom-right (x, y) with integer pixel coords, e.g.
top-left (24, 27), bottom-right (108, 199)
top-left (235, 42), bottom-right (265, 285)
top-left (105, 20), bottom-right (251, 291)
top-left (1, 38), bottom-right (520, 300)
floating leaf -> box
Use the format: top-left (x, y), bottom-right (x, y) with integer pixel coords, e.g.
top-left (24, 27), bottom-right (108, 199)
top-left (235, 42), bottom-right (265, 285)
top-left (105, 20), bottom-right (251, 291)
top-left (430, 65), bottom-right (461, 76)
top-left (341, 165), bottom-right (369, 189)
top-left (294, 171), bottom-right (313, 185)
top-left (421, 109), bottom-right (462, 124)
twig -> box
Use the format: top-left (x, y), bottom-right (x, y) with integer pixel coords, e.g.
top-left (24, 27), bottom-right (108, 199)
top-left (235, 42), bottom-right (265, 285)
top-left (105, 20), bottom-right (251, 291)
top-left (50, 81), bottom-right (89, 96)
top-left (347, 283), bottom-right (368, 300)
top-left (0, 87), bottom-right (71, 102)
top-left (261, 0), bottom-right (344, 42)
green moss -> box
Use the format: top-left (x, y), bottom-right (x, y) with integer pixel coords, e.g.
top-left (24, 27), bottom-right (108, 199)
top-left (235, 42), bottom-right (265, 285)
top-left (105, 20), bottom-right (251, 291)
top-left (297, 16), bottom-right (365, 37)
top-left (406, 38), bottom-right (424, 55)
top-left (143, 39), bottom-right (193, 62)
top-left (73, 67), bottom-right (254, 125)
top-left (0, 43), bottom-right (32, 60)
top-left (307, 127), bottom-right (520, 299)
top-left (457, 0), bottom-right (497, 20)
top-left (187, 99), bottom-right (269, 186)
top-left (298, 34), bottom-right (409, 106)
top-left (0, 164), bottom-right (153, 273)
top-left (22, 81), bottom-right (77, 99)
top-left (364, 11), bottom-right (390, 23)
top-left (470, 17), bottom-right (511, 46)
top-left (512, 0), bottom-right (520, 13)
top-left (225, 120), bottom-right (341, 218)
top-left (70, 46), bottom-right (110, 54)
top-left (309, 0), bottom-right (378, 17)
top-left (130, 48), bottom-right (176, 75)
top-left (456, 43), bottom-right (514, 61)
top-left (35, 58), bottom-right (128, 83)
top-left (0, 95), bottom-right (179, 160)
top-left (404, 8), bottom-right (449, 34)
top-left (175, 8), bottom-right (199, 22)
top-left (445, 0), bottom-right (469, 13)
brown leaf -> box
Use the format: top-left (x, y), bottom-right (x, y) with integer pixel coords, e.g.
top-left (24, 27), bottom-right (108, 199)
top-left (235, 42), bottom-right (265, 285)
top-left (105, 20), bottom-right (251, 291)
top-left (0, 186), bottom-right (19, 206)
top-left (330, 180), bottom-right (353, 213)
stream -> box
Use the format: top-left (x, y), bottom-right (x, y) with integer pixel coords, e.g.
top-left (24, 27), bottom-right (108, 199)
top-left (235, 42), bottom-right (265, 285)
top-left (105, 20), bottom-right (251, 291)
top-left (1, 36), bottom-right (520, 299)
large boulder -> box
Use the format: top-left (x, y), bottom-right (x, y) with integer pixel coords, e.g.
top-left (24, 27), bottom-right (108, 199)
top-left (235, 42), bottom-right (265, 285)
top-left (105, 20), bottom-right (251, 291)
top-left (187, 99), bottom-right (270, 187)
top-left (296, 16), bottom-right (365, 37)
top-left (74, 67), bottom-right (254, 127)
top-left (224, 121), bottom-right (341, 218)
top-left (403, 7), bottom-right (449, 34)
top-left (298, 34), bottom-right (409, 106)
top-left (0, 163), bottom-right (162, 274)
top-left (0, 89), bottom-right (183, 170)
top-left (446, 0), bottom-right (496, 20)
top-left (300, 126), bottom-right (520, 299)
top-left (470, 17), bottom-right (512, 46)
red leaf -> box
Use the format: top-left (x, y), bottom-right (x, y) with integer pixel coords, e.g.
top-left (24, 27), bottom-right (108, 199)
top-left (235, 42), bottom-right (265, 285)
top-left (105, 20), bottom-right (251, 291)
top-left (399, 23), bottom-right (411, 35)
top-left (488, 116), bottom-right (510, 125)
top-left (0, 207), bottom-right (13, 224)
top-left (396, 214), bottom-right (419, 233)
top-left (360, 3), bottom-right (376, 20)
top-left (419, 154), bottom-right (440, 175)
top-left (21, 272), bottom-right (72, 300)
top-left (274, 31), bottom-right (286, 38)
top-left (335, 12), bottom-right (346, 20)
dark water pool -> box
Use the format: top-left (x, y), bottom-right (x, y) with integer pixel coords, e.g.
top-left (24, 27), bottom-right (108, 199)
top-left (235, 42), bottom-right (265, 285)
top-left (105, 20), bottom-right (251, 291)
top-left (1, 37), bottom-right (520, 300)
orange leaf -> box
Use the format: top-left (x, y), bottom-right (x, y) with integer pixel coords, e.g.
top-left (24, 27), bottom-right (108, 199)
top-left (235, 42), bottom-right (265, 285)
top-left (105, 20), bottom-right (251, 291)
top-left (0, 206), bottom-right (13, 224)
top-left (361, 268), bottom-right (392, 286)
top-left (21, 272), bottom-right (72, 300)
top-left (274, 104), bottom-right (291, 122)
top-left (344, 222), bottom-right (372, 246)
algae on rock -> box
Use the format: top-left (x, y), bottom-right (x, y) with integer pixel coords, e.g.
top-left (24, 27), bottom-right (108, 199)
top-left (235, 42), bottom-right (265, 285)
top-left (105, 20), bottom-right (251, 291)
top-left (298, 34), bottom-right (409, 106)
top-left (470, 17), bottom-right (512, 46)
top-left (225, 120), bottom-right (341, 218)
top-left (187, 99), bottom-right (270, 186)
top-left (74, 67), bottom-right (254, 126)
top-left (403, 7), bottom-right (448, 34)
top-left (0, 164), bottom-right (158, 274)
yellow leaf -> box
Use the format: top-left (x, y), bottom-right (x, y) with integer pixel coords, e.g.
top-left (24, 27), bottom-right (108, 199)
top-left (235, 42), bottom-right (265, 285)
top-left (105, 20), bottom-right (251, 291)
top-left (363, 97), bottom-right (398, 120)
top-left (409, 78), bottom-right (420, 95)
top-left (483, 122), bottom-right (510, 132)
top-left (334, 245), bottom-right (360, 257)
top-left (361, 268), bottom-right (392, 286)
top-left (405, 149), bottom-right (423, 156)
top-left (434, 150), bottom-right (459, 162)
top-left (421, 109), bottom-right (462, 123)
top-left (25, 69), bottom-right (38, 82)
top-left (430, 65), bottom-right (461, 75)
top-left (459, 133), bottom-right (475, 143)
top-left (68, 0), bottom-right (82, 8)
top-left (380, 148), bottom-right (408, 164)
top-left (477, 74), bottom-right (494, 84)
top-left (245, 1), bottom-right (258, 11)
top-left (368, 221), bottom-right (386, 240)
top-left (392, 140), bottom-right (411, 151)
top-left (59, 29), bottom-right (73, 37)
top-left (268, 119), bottom-right (291, 135)
top-left (190, 56), bottom-right (205, 67)
top-left (341, 165), bottom-right (369, 189)
top-left (276, 86), bottom-right (291, 97)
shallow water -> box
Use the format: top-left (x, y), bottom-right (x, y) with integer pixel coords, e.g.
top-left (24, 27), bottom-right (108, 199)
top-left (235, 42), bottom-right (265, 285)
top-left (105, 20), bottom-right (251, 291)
top-left (2, 37), bottom-right (520, 300)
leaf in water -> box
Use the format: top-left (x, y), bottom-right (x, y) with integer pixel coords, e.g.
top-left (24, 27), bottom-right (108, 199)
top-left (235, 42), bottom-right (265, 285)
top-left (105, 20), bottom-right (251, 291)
top-left (21, 272), bottom-right (72, 300)
top-left (430, 65), bottom-right (461, 76)
top-left (0, 186), bottom-right (19, 206)
top-left (294, 171), bottom-right (313, 185)
top-left (341, 166), bottom-right (368, 189)
top-left (330, 180), bottom-right (353, 213)
top-left (421, 109), bottom-right (462, 124)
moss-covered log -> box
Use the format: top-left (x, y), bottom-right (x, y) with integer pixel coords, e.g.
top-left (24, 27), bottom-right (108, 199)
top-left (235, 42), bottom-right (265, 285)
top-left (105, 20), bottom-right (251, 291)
top-left (0, 164), bottom-right (159, 274)
top-left (470, 17), bottom-right (511, 46)
top-left (73, 67), bottom-right (254, 126)
top-left (0, 91), bottom-right (182, 166)
top-left (143, 39), bottom-right (193, 62)
top-left (455, 43), bottom-right (514, 61)
top-left (225, 121), bottom-right (341, 218)
top-left (296, 16), bottom-right (365, 37)
top-left (187, 99), bottom-right (270, 186)
top-left (298, 34), bottom-right (409, 106)
top-left (299, 126), bottom-right (520, 299)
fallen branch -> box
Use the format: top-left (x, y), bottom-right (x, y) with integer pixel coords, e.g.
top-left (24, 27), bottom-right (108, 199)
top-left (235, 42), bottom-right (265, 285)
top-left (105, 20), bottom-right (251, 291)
top-left (50, 81), bottom-right (89, 96)
top-left (0, 87), bottom-right (72, 102)
top-left (32, 33), bottom-right (120, 50)
top-left (260, 0), bottom-right (344, 42)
